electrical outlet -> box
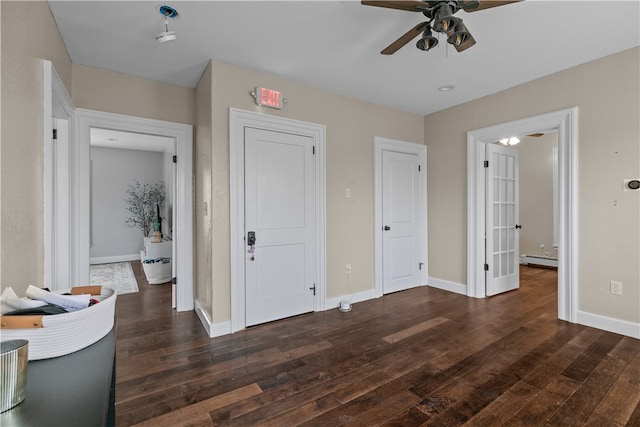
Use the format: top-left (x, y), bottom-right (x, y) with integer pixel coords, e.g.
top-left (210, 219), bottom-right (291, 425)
top-left (610, 280), bottom-right (622, 295)
top-left (345, 264), bottom-right (351, 274)
top-left (345, 188), bottom-right (351, 198)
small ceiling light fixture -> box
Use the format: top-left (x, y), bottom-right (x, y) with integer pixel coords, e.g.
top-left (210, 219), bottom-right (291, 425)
top-left (499, 137), bottom-right (520, 146)
top-left (438, 85), bottom-right (455, 92)
top-left (155, 5), bottom-right (179, 43)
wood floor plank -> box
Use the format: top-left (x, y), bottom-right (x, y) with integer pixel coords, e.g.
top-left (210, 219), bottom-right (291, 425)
top-left (112, 265), bottom-right (639, 427)
top-left (131, 383), bottom-right (262, 427)
top-left (626, 400), bottom-right (640, 427)
top-left (382, 316), bottom-right (450, 343)
top-left (547, 348), bottom-right (628, 425)
top-left (589, 350), bottom-right (640, 425)
top-left (346, 389), bottom-right (423, 427)
top-left (507, 388), bottom-right (569, 426)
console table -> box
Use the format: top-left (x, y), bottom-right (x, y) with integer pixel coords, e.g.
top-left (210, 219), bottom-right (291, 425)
top-left (0, 328), bottom-right (115, 426)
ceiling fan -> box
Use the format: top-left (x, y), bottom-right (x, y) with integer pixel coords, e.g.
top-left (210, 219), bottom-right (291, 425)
top-left (362, 0), bottom-right (520, 54)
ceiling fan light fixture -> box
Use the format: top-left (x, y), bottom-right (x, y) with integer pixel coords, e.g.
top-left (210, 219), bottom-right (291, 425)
top-left (416, 27), bottom-right (438, 51)
top-left (447, 22), bottom-right (471, 46)
top-left (433, 4), bottom-right (459, 33)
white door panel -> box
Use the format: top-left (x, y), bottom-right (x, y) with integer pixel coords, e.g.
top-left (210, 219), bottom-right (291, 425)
top-left (486, 144), bottom-right (520, 296)
top-left (382, 150), bottom-right (422, 294)
top-left (245, 127), bottom-right (315, 326)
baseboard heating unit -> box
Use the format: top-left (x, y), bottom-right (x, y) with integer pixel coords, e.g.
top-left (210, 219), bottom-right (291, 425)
top-left (520, 254), bottom-right (558, 268)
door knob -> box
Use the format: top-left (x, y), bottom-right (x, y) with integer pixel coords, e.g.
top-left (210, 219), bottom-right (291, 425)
top-left (515, 224), bottom-right (522, 229)
top-left (384, 226), bottom-right (391, 231)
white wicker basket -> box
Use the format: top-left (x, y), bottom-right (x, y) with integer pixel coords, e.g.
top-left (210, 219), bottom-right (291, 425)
top-left (0, 286), bottom-right (116, 360)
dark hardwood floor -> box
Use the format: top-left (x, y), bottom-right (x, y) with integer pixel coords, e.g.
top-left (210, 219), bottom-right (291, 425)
top-left (115, 264), bottom-right (640, 426)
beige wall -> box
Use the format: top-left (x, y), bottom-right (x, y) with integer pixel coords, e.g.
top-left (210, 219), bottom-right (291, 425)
top-left (194, 62), bottom-right (213, 317)
top-left (425, 48), bottom-right (640, 323)
top-left (518, 133), bottom-right (558, 257)
top-left (0, 1), bottom-right (72, 293)
top-left (206, 61), bottom-right (424, 323)
top-left (72, 64), bottom-right (195, 125)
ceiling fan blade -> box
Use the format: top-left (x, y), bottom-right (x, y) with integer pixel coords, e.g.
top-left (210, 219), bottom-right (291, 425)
top-left (361, 1), bottom-right (430, 12)
top-left (447, 23), bottom-right (476, 52)
top-left (381, 22), bottom-right (427, 55)
top-left (464, 0), bottom-right (521, 12)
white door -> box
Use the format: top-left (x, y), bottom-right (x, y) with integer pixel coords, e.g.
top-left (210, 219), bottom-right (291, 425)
top-left (382, 150), bottom-right (423, 294)
top-left (486, 143), bottom-right (520, 296)
top-left (244, 127), bottom-right (315, 326)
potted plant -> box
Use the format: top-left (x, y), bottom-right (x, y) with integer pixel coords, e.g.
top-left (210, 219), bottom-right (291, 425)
top-left (124, 179), bottom-right (165, 238)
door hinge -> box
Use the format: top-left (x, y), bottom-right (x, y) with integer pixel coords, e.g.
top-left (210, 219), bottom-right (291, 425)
top-left (419, 262), bottom-right (424, 270)
top-left (172, 277), bottom-right (177, 284)
top-left (52, 129), bottom-right (57, 140)
top-left (483, 160), bottom-right (489, 168)
top-left (309, 284), bottom-right (316, 296)
top-left (173, 155), bottom-right (177, 163)
top-left (312, 146), bottom-right (316, 155)
top-left (484, 263), bottom-right (489, 271)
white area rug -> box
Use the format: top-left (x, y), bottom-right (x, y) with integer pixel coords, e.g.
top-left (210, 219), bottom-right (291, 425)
top-left (89, 262), bottom-right (139, 295)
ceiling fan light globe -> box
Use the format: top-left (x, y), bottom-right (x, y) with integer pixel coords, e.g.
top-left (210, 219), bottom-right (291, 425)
top-left (434, 15), bottom-right (460, 33)
top-left (416, 36), bottom-right (438, 51)
top-left (447, 23), bottom-right (470, 46)
top-left (433, 4), bottom-right (459, 33)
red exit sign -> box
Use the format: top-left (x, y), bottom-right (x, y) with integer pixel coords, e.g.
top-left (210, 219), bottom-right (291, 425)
top-left (255, 87), bottom-right (283, 109)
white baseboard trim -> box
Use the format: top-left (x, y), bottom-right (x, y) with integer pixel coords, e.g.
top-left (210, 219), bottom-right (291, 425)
top-left (427, 277), bottom-right (467, 295)
top-left (195, 299), bottom-right (231, 338)
top-left (520, 255), bottom-right (558, 268)
top-left (211, 320), bottom-right (232, 338)
top-left (194, 299), bottom-right (212, 336)
top-left (325, 288), bottom-right (378, 311)
top-left (577, 310), bottom-right (640, 339)
top-left (90, 254), bottom-right (140, 265)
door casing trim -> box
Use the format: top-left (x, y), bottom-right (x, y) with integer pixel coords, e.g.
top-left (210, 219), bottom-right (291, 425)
top-left (229, 108), bottom-right (326, 333)
top-left (74, 109), bottom-right (194, 311)
top-left (373, 137), bottom-right (428, 298)
top-left (43, 60), bottom-right (75, 291)
top-left (466, 107), bottom-right (578, 322)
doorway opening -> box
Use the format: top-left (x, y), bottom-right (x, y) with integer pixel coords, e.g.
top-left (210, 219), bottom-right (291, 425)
top-left (88, 128), bottom-right (177, 298)
top-left (467, 107), bottom-right (578, 323)
top-left (484, 132), bottom-right (559, 297)
top-left (74, 110), bottom-right (193, 311)
top-left (515, 132), bottom-right (559, 270)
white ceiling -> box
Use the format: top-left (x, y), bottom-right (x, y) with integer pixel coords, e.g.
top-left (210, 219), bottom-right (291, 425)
top-left (49, 1), bottom-right (640, 116)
